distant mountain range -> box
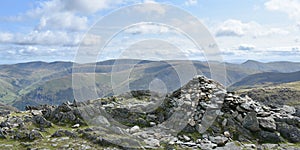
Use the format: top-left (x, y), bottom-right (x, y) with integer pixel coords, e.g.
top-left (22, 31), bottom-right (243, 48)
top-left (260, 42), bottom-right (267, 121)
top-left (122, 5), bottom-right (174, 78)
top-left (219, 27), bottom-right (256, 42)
top-left (229, 71), bottom-right (300, 89)
top-left (0, 59), bottom-right (300, 110)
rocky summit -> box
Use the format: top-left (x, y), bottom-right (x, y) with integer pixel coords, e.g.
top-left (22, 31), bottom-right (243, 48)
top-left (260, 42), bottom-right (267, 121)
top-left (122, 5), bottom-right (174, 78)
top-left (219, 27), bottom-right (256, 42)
top-left (0, 76), bottom-right (300, 149)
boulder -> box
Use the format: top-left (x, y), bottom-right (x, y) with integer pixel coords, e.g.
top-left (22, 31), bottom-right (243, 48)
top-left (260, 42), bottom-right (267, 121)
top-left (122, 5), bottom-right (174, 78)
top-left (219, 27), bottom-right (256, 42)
top-left (258, 117), bottom-right (276, 131)
top-left (277, 122), bottom-right (300, 143)
top-left (258, 131), bottom-right (282, 143)
top-left (242, 112), bottom-right (260, 132)
top-left (32, 115), bottom-right (52, 128)
top-left (51, 130), bottom-right (77, 138)
top-left (28, 130), bottom-right (42, 141)
top-left (144, 138), bottom-right (160, 147)
top-left (129, 125), bottom-right (140, 134)
top-left (198, 139), bottom-right (217, 150)
top-left (215, 142), bottom-right (241, 150)
top-left (281, 105), bottom-right (296, 114)
top-left (209, 136), bottom-right (228, 146)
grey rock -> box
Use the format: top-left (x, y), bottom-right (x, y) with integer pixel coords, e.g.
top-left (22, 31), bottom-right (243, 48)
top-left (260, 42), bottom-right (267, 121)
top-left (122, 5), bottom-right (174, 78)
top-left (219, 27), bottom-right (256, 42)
top-left (182, 142), bottom-right (197, 147)
top-left (32, 116), bottom-right (52, 128)
top-left (243, 144), bottom-right (256, 149)
top-left (260, 144), bottom-right (279, 150)
top-left (209, 136), bottom-right (228, 146)
top-left (258, 131), bottom-right (283, 143)
top-left (281, 105), bottom-right (296, 114)
top-left (277, 122), bottom-right (300, 143)
top-left (0, 121), bottom-right (10, 128)
top-left (257, 111), bottom-right (271, 117)
top-left (144, 138), bottom-right (160, 147)
top-left (224, 131), bottom-right (231, 138)
top-left (0, 128), bottom-right (6, 139)
top-left (198, 139), bottom-right (217, 150)
top-left (51, 130), bottom-right (77, 138)
top-left (149, 122), bottom-right (156, 126)
top-left (222, 118), bottom-right (227, 127)
top-left (182, 135), bottom-right (191, 142)
top-left (243, 112), bottom-right (260, 132)
top-left (72, 123), bottom-right (80, 128)
top-left (236, 114), bottom-right (244, 123)
top-left (215, 142), bottom-right (241, 150)
top-left (129, 125), bottom-right (140, 134)
top-left (240, 103), bottom-right (252, 111)
top-left (258, 117), bottom-right (276, 131)
top-left (31, 110), bottom-right (42, 116)
top-left (28, 130), bottom-right (42, 141)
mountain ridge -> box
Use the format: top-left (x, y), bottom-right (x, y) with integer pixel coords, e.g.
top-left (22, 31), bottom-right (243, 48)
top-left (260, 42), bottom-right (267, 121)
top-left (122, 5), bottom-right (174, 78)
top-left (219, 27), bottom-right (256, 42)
top-left (1, 59), bottom-right (300, 110)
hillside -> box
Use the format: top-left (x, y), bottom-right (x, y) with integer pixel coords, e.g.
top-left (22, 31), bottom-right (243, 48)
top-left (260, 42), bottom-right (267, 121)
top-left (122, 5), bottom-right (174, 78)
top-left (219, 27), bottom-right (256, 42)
top-left (241, 60), bottom-right (300, 73)
top-left (1, 60), bottom-right (300, 110)
top-left (0, 76), bottom-right (299, 149)
top-left (235, 81), bottom-right (300, 109)
top-left (229, 71), bottom-right (300, 90)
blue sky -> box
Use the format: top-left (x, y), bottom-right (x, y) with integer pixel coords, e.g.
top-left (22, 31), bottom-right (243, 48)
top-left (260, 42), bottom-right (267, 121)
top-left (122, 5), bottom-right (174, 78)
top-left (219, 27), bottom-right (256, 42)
top-left (0, 0), bottom-right (300, 64)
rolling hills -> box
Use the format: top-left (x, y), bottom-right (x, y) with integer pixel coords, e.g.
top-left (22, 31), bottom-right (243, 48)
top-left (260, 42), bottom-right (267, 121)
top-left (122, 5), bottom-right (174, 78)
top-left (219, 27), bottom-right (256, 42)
top-left (1, 59), bottom-right (300, 110)
top-left (229, 71), bottom-right (300, 90)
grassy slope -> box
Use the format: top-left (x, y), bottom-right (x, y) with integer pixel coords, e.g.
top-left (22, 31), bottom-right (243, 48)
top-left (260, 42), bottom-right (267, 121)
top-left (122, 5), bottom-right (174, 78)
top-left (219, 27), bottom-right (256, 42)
top-left (235, 81), bottom-right (300, 108)
top-left (229, 71), bottom-right (300, 90)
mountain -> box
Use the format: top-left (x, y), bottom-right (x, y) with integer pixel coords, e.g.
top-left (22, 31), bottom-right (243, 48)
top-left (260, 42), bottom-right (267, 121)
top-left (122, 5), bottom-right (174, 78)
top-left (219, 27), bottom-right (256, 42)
top-left (229, 71), bottom-right (300, 89)
top-left (1, 59), bottom-right (300, 110)
top-left (0, 76), bottom-right (299, 149)
top-left (0, 102), bottom-right (18, 114)
top-left (241, 60), bottom-right (300, 73)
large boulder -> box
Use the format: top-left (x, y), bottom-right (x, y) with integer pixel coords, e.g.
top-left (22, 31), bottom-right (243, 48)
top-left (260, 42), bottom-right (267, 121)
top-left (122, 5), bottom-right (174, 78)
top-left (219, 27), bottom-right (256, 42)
top-left (242, 112), bottom-right (260, 132)
top-left (277, 122), bottom-right (300, 143)
top-left (32, 115), bottom-right (52, 128)
top-left (258, 131), bottom-right (283, 143)
top-left (258, 117), bottom-right (276, 131)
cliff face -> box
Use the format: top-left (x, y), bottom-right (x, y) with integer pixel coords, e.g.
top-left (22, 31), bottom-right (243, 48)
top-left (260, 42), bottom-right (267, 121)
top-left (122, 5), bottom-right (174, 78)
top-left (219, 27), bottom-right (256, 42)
top-left (0, 76), bottom-right (300, 149)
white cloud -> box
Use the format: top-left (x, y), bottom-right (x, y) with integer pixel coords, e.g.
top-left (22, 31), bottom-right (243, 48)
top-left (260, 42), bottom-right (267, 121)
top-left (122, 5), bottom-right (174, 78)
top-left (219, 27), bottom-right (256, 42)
top-left (133, 2), bottom-right (166, 15)
top-left (24, 0), bottom-right (131, 31)
top-left (63, 0), bottom-right (124, 14)
top-left (265, 0), bottom-right (300, 21)
top-left (185, 0), bottom-right (198, 6)
top-left (296, 22), bottom-right (300, 30)
top-left (143, 0), bottom-right (157, 4)
top-left (0, 30), bottom-right (81, 46)
top-left (0, 32), bottom-right (14, 43)
top-left (36, 12), bottom-right (88, 31)
top-left (125, 23), bottom-right (170, 35)
top-left (237, 44), bottom-right (256, 50)
top-left (215, 19), bottom-right (259, 37)
top-left (81, 34), bottom-right (102, 46)
top-left (215, 19), bottom-right (289, 37)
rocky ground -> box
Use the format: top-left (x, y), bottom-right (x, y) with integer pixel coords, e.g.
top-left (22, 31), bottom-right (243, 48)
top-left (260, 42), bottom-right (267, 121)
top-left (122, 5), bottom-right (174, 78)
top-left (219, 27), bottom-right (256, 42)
top-left (0, 76), bottom-right (300, 149)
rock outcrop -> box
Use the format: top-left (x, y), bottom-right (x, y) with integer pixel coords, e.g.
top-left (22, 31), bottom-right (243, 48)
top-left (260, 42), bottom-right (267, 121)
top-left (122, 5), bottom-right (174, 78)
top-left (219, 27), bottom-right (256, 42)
top-left (0, 75), bottom-right (299, 149)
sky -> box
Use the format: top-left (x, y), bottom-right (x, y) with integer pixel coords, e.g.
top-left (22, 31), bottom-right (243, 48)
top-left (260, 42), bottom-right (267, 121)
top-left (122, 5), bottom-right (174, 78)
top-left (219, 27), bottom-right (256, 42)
top-left (0, 0), bottom-right (300, 64)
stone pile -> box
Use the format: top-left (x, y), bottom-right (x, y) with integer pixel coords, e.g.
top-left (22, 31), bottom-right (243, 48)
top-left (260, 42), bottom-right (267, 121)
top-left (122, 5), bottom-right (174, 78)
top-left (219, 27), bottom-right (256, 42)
top-left (87, 75), bottom-right (300, 149)
top-left (0, 75), bottom-right (299, 149)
